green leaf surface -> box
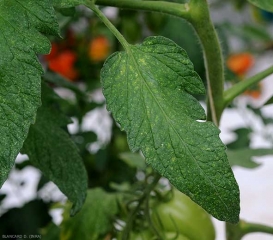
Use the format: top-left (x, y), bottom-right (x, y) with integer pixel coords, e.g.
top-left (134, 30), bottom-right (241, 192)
top-left (119, 152), bottom-right (146, 169)
top-left (223, 22), bottom-right (272, 42)
top-left (43, 72), bottom-right (85, 97)
top-left (53, 0), bottom-right (85, 8)
top-left (101, 36), bottom-right (240, 223)
top-left (61, 188), bottom-right (118, 240)
top-left (227, 128), bottom-right (251, 150)
top-left (0, 0), bottom-right (60, 186)
top-left (41, 223), bottom-right (61, 240)
top-left (248, 0), bottom-right (273, 12)
top-left (22, 83), bottom-right (87, 215)
top-left (228, 148), bottom-right (273, 169)
top-left (264, 95), bottom-right (273, 106)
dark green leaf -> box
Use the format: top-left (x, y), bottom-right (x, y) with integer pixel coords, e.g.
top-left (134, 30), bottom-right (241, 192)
top-left (228, 148), bottom-right (273, 168)
top-left (57, 7), bottom-right (76, 17)
top-left (160, 17), bottom-right (205, 81)
top-left (0, 0), bottom-right (59, 186)
top-left (15, 160), bottom-right (31, 170)
top-left (264, 95), bottom-right (273, 106)
top-left (247, 104), bottom-right (273, 125)
top-left (0, 193), bottom-right (6, 203)
top-left (101, 36), bottom-right (240, 223)
top-left (22, 83), bottom-right (87, 215)
top-left (37, 174), bottom-right (50, 191)
top-left (247, 0), bottom-right (273, 12)
top-left (43, 72), bottom-right (85, 97)
top-left (0, 200), bottom-right (51, 235)
top-left (227, 128), bottom-right (251, 149)
top-left (41, 223), bottom-right (61, 240)
top-left (53, 0), bottom-right (85, 8)
top-left (61, 188), bottom-right (118, 240)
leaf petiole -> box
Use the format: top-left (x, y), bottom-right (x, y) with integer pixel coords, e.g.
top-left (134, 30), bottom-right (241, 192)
top-left (85, 1), bottom-right (131, 51)
top-left (224, 65), bottom-right (273, 106)
top-left (94, 0), bottom-right (190, 19)
top-left (226, 220), bottom-right (273, 240)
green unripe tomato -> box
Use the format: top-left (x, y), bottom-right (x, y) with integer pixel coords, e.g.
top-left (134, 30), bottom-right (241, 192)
top-left (120, 230), bottom-right (190, 240)
top-left (151, 189), bottom-right (215, 240)
top-left (165, 232), bottom-right (190, 240)
top-left (117, 230), bottom-right (152, 240)
top-left (129, 230), bottom-right (153, 240)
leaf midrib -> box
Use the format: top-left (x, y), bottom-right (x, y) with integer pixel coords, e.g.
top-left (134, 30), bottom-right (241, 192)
top-left (127, 47), bottom-right (229, 210)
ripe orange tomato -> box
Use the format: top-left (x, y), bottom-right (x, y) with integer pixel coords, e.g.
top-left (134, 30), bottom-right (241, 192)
top-left (88, 36), bottom-right (111, 62)
top-left (227, 53), bottom-right (254, 76)
top-left (48, 50), bottom-right (78, 81)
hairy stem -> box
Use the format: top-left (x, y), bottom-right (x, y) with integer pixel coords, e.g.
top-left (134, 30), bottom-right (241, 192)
top-left (95, 0), bottom-right (190, 18)
top-left (94, 0), bottom-right (225, 126)
top-left (85, 1), bottom-right (130, 51)
top-left (224, 65), bottom-right (273, 106)
top-left (122, 174), bottom-right (161, 240)
top-left (226, 220), bottom-right (273, 240)
top-left (187, 0), bottom-right (224, 126)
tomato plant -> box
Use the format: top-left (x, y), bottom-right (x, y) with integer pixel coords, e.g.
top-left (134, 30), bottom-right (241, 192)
top-left (88, 36), bottom-right (111, 62)
top-left (227, 53), bottom-right (254, 76)
top-left (0, 0), bottom-right (273, 240)
top-left (151, 189), bottom-right (215, 240)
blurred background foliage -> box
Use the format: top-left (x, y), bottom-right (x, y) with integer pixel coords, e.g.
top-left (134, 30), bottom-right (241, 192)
top-left (1, 0), bottom-right (273, 239)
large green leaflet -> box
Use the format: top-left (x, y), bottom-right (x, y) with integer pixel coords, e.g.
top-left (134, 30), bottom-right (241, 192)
top-left (101, 36), bottom-right (240, 223)
top-left (53, 0), bottom-right (84, 7)
top-left (22, 83), bottom-right (88, 215)
top-left (0, 0), bottom-right (60, 186)
top-left (61, 188), bottom-right (118, 240)
top-left (247, 0), bottom-right (273, 12)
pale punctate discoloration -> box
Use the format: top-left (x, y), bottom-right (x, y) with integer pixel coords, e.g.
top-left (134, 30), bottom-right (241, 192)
top-left (0, 0), bottom-right (59, 186)
top-left (101, 36), bottom-right (240, 223)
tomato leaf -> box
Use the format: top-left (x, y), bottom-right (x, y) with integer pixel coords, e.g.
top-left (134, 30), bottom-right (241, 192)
top-left (22, 83), bottom-right (87, 215)
top-left (247, 0), bottom-right (273, 12)
top-left (53, 0), bottom-right (85, 8)
top-left (61, 188), bottom-right (118, 240)
top-left (228, 148), bottom-right (273, 169)
top-left (264, 95), bottom-right (273, 106)
top-left (101, 36), bottom-right (240, 223)
top-left (0, 0), bottom-right (60, 186)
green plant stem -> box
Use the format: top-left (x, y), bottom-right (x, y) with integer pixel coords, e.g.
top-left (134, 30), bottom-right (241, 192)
top-left (224, 65), bottom-right (273, 106)
top-left (226, 220), bottom-right (273, 240)
top-left (85, 1), bottom-right (130, 51)
top-left (94, 0), bottom-right (224, 126)
top-left (95, 0), bottom-right (190, 19)
top-left (122, 174), bottom-right (161, 240)
top-left (144, 193), bottom-right (163, 239)
top-left (187, 0), bottom-right (224, 126)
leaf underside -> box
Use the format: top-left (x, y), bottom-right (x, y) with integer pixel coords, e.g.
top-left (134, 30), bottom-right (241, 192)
top-left (101, 36), bottom-right (240, 223)
top-left (0, 0), bottom-right (59, 186)
top-left (22, 83), bottom-right (88, 215)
